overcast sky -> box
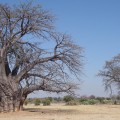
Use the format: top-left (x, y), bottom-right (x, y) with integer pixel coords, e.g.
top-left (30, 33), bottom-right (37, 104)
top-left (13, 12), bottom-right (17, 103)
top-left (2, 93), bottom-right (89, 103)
top-left (1, 0), bottom-right (120, 97)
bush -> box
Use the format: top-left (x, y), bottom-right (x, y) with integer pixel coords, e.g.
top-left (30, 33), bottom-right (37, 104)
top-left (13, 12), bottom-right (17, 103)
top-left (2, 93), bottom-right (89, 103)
top-left (34, 98), bottom-right (41, 106)
top-left (88, 99), bottom-right (98, 105)
top-left (24, 100), bottom-right (28, 106)
top-left (63, 95), bottom-right (74, 103)
top-left (82, 100), bottom-right (90, 105)
top-left (42, 99), bottom-right (51, 106)
top-left (106, 97), bottom-right (111, 100)
top-left (47, 97), bottom-right (53, 102)
top-left (96, 97), bottom-right (105, 104)
top-left (27, 98), bottom-right (33, 104)
top-left (79, 98), bottom-right (99, 105)
top-left (67, 100), bottom-right (78, 105)
top-left (53, 97), bottom-right (62, 102)
top-left (79, 98), bottom-right (87, 103)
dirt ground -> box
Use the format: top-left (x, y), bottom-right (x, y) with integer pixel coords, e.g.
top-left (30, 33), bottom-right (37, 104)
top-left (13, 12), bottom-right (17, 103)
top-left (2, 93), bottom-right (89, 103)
top-left (0, 104), bottom-right (120, 120)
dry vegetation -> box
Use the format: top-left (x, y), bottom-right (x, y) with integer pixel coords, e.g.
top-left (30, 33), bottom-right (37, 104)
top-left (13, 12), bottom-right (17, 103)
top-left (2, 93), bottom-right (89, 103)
top-left (0, 104), bottom-right (120, 120)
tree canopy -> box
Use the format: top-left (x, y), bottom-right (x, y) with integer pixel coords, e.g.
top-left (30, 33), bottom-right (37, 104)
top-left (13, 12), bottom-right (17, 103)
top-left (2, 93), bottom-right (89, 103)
top-left (98, 54), bottom-right (120, 95)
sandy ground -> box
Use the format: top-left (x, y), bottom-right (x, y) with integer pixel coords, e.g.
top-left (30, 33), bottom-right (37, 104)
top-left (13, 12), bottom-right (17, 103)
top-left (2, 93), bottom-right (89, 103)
top-left (0, 104), bottom-right (120, 120)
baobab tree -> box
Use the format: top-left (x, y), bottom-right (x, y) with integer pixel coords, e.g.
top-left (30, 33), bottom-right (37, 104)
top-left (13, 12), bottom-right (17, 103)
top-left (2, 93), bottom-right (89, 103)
top-left (98, 54), bottom-right (120, 96)
top-left (0, 2), bottom-right (83, 112)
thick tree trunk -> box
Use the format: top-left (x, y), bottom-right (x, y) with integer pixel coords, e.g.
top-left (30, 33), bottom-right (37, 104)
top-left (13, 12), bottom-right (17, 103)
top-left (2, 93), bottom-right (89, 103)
top-left (0, 95), bottom-right (14, 112)
top-left (0, 76), bottom-right (22, 112)
top-left (0, 93), bottom-right (28, 112)
top-left (0, 93), bottom-right (26, 112)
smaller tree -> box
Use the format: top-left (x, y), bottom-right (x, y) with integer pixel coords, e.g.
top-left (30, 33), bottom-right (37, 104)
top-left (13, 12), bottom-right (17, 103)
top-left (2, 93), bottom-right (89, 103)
top-left (96, 97), bottom-right (105, 104)
top-left (47, 97), bottom-right (53, 102)
top-left (63, 95), bottom-right (74, 103)
top-left (42, 99), bottom-right (51, 106)
top-left (98, 54), bottom-right (120, 95)
top-left (24, 100), bottom-right (28, 106)
top-left (34, 98), bottom-right (41, 106)
top-left (53, 97), bottom-right (62, 102)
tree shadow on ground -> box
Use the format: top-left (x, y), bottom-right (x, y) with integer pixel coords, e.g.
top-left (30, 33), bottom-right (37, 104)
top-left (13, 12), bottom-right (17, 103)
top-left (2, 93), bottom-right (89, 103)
top-left (23, 107), bottom-right (78, 114)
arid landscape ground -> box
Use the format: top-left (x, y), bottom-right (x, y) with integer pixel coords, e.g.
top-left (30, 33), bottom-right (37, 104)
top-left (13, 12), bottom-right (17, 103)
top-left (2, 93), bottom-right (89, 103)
top-left (0, 104), bottom-right (120, 120)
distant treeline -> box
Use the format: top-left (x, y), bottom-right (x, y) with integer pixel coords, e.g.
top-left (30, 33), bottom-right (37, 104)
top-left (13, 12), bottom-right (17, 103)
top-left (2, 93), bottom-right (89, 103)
top-left (24, 95), bottom-right (120, 106)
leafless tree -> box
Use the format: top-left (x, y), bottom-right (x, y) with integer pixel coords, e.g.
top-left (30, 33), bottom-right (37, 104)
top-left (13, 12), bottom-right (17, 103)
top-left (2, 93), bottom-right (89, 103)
top-left (0, 2), bottom-right (83, 112)
top-left (98, 54), bottom-right (120, 96)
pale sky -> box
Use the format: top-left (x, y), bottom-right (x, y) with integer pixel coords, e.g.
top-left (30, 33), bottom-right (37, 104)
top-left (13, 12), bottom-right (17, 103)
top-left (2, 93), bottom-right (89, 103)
top-left (1, 0), bottom-right (120, 97)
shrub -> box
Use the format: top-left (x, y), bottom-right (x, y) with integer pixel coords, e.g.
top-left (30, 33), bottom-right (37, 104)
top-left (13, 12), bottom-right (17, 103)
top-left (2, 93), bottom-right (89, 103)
top-left (116, 95), bottom-right (120, 100)
top-left (24, 100), bottom-right (28, 106)
top-left (67, 100), bottom-right (78, 105)
top-left (79, 98), bottom-right (99, 105)
top-left (82, 101), bottom-right (90, 105)
top-left (106, 97), bottom-right (111, 100)
top-left (87, 99), bottom-right (98, 105)
top-left (42, 99), bottom-right (51, 106)
top-left (47, 97), bottom-right (53, 102)
top-left (34, 98), bottom-right (41, 106)
top-left (27, 98), bottom-right (33, 104)
top-left (53, 97), bottom-right (62, 102)
top-left (96, 97), bottom-right (105, 104)
top-left (63, 95), bottom-right (74, 103)
top-left (79, 98), bottom-right (87, 103)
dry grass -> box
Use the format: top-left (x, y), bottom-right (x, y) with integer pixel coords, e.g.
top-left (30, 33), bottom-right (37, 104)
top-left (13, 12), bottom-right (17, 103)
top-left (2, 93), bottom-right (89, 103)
top-left (0, 104), bottom-right (120, 120)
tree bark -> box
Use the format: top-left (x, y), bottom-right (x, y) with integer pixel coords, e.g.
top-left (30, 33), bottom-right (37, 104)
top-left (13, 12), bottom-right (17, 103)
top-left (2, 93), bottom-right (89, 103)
top-left (0, 75), bottom-right (21, 112)
top-left (0, 93), bottom-right (26, 112)
top-left (17, 95), bottom-right (27, 111)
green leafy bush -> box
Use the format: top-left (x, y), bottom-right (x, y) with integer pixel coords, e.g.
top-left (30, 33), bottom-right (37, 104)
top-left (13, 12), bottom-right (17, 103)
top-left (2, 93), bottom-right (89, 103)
top-left (47, 97), bottom-right (53, 102)
top-left (96, 97), bottom-right (105, 104)
top-left (34, 98), bottom-right (41, 106)
top-left (42, 99), bottom-right (51, 106)
top-left (79, 98), bottom-right (99, 105)
top-left (82, 100), bottom-right (90, 105)
top-left (87, 99), bottom-right (98, 105)
top-left (79, 98), bottom-right (87, 103)
top-left (67, 100), bottom-right (78, 105)
top-left (63, 96), bottom-right (74, 103)
top-left (24, 100), bottom-right (28, 106)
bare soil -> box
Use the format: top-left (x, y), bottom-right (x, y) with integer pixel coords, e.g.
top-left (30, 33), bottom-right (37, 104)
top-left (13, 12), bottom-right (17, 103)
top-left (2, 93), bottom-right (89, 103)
top-left (0, 104), bottom-right (120, 120)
